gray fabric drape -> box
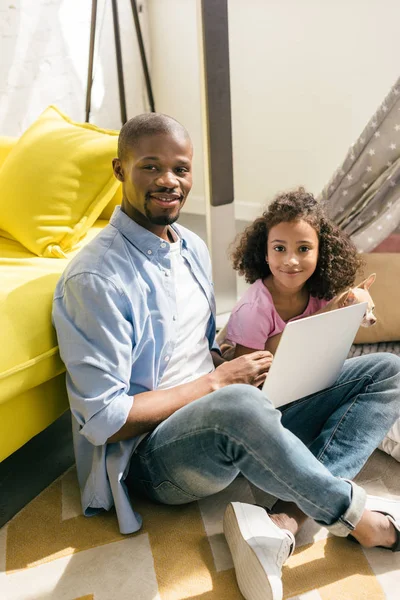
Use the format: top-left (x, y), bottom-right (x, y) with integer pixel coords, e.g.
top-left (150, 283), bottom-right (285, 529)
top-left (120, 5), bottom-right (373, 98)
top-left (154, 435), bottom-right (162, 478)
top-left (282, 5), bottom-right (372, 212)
top-left (319, 77), bottom-right (400, 253)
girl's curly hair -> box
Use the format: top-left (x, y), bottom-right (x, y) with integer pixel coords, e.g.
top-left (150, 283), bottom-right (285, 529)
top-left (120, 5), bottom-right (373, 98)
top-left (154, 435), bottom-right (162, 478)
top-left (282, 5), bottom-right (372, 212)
top-left (231, 187), bottom-right (364, 300)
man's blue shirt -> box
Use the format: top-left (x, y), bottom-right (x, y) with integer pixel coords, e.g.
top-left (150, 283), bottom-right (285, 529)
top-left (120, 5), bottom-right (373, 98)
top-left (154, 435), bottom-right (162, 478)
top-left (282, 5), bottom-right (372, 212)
top-left (52, 207), bottom-right (218, 533)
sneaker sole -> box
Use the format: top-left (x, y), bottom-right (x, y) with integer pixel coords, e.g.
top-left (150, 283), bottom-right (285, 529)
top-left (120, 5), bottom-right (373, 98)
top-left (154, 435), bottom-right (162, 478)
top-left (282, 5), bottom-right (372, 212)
top-left (223, 502), bottom-right (283, 600)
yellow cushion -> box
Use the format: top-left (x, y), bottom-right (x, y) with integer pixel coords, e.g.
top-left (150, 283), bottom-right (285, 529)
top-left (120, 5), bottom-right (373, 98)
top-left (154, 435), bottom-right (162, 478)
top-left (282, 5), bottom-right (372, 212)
top-left (0, 106), bottom-right (119, 257)
top-left (0, 222), bottom-right (108, 404)
top-left (0, 135), bottom-right (17, 170)
top-left (354, 253), bottom-right (400, 344)
top-left (99, 183), bottom-right (122, 220)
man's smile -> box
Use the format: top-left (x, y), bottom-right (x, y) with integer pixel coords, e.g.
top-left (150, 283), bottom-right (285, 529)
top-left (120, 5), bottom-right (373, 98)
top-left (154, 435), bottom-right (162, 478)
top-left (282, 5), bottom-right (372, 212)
top-left (148, 192), bottom-right (183, 208)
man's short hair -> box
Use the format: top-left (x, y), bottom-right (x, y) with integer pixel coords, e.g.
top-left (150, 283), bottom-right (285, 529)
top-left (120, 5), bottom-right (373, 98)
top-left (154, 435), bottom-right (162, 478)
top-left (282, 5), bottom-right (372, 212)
top-left (118, 113), bottom-right (191, 161)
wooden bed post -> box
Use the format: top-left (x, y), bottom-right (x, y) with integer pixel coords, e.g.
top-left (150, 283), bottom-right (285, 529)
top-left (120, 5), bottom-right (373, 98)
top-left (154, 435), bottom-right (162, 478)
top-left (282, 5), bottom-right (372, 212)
top-left (198, 0), bottom-right (237, 317)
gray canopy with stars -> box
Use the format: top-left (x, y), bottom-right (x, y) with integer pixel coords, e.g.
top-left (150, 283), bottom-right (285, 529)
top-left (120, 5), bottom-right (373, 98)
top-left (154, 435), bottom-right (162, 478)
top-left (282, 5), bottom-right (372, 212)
top-left (319, 76), bottom-right (400, 253)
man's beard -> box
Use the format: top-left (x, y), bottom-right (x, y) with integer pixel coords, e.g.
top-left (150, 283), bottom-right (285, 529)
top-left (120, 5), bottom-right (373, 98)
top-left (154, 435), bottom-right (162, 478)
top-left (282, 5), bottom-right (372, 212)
top-left (144, 197), bottom-right (181, 226)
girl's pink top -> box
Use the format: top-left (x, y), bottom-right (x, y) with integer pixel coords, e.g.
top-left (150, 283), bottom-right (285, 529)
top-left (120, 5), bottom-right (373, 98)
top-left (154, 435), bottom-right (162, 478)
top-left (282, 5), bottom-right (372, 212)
top-left (226, 278), bottom-right (328, 350)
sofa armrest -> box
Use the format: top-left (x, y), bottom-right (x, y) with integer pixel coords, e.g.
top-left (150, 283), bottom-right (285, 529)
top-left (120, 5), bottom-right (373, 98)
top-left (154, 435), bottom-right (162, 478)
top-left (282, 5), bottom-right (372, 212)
top-left (0, 136), bottom-right (18, 169)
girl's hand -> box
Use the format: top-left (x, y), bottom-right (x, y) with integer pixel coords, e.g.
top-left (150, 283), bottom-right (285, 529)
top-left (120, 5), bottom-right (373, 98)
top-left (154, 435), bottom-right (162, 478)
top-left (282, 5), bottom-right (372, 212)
top-left (220, 343), bottom-right (236, 361)
top-left (212, 351), bottom-right (273, 389)
top-left (323, 289), bottom-right (357, 313)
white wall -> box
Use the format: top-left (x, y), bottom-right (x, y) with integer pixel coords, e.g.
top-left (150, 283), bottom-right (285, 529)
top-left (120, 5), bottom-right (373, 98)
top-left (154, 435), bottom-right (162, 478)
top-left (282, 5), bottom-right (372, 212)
top-left (147, 0), bottom-right (400, 220)
top-left (0, 0), bottom-right (149, 135)
top-left (146, 0), bottom-right (205, 210)
top-left (2, 0), bottom-right (400, 222)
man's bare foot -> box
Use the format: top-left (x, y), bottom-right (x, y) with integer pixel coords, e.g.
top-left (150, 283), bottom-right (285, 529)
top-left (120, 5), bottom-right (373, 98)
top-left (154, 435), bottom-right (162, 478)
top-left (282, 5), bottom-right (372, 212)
top-left (270, 502), bottom-right (398, 551)
top-left (268, 501), bottom-right (308, 537)
top-left (351, 509), bottom-right (397, 549)
top-left (263, 499), bottom-right (399, 551)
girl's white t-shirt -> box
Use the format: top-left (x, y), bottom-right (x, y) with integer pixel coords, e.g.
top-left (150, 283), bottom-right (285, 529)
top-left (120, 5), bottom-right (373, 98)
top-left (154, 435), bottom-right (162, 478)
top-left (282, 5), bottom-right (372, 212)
top-left (158, 238), bottom-right (215, 390)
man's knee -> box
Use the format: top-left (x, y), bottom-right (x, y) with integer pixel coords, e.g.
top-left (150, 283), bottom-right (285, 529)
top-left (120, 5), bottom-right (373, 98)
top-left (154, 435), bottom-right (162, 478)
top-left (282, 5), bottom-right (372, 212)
top-left (204, 384), bottom-right (275, 431)
top-left (381, 352), bottom-right (400, 374)
top-left (365, 352), bottom-right (400, 379)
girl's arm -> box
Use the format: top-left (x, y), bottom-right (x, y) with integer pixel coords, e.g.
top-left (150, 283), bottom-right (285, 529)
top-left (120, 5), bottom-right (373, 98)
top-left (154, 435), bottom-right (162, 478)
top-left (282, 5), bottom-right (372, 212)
top-left (234, 337), bottom-right (281, 358)
top-left (211, 349), bottom-right (226, 367)
top-left (234, 343), bottom-right (258, 357)
top-left (264, 333), bottom-right (282, 355)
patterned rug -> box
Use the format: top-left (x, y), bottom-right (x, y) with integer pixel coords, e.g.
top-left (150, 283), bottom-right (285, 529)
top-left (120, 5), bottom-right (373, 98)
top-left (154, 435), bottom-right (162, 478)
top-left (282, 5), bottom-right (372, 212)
top-left (1, 449), bottom-right (399, 600)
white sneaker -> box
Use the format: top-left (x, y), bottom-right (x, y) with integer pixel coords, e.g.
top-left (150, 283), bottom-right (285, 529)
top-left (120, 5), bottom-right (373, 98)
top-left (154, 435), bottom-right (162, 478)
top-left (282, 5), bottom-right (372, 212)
top-left (223, 502), bottom-right (295, 600)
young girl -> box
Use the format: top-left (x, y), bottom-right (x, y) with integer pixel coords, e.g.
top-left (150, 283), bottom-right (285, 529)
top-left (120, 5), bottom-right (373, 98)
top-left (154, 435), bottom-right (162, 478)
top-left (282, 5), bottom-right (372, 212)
top-left (226, 187), bottom-right (364, 358)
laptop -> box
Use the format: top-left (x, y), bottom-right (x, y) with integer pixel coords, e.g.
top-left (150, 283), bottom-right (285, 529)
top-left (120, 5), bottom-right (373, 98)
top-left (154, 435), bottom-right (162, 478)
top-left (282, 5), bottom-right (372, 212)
top-left (262, 301), bottom-right (368, 408)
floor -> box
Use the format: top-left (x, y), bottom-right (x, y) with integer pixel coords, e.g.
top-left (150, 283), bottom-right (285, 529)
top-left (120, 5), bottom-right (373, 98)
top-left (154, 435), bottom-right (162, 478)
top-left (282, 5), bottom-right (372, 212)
top-left (0, 412), bottom-right (74, 528)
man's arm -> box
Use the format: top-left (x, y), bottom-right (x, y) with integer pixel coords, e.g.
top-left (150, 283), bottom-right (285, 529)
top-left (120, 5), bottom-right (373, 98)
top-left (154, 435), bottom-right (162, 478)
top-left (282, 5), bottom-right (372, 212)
top-left (107, 350), bottom-right (273, 442)
top-left (54, 272), bottom-right (273, 446)
top-left (53, 273), bottom-right (139, 447)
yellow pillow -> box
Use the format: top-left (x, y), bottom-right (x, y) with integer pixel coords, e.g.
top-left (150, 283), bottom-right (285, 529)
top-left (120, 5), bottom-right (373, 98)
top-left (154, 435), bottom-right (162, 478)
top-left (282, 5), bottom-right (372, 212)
top-left (0, 106), bottom-right (119, 257)
top-left (0, 135), bottom-right (17, 169)
top-left (354, 253), bottom-right (400, 344)
top-left (99, 183), bottom-right (122, 221)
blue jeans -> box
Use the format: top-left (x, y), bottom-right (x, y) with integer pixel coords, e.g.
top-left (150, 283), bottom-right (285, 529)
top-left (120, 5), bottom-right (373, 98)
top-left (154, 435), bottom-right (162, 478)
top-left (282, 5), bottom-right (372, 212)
top-left (127, 353), bottom-right (400, 535)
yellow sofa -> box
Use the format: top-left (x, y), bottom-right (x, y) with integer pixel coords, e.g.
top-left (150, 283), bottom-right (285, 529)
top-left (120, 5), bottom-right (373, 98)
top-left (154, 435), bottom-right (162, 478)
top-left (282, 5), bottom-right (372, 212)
top-left (0, 135), bottom-right (117, 462)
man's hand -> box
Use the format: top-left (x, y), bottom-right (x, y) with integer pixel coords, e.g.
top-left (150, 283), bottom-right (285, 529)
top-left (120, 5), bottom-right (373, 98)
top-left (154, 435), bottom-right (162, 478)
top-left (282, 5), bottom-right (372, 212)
top-left (211, 351), bottom-right (273, 389)
top-left (108, 351), bottom-right (273, 443)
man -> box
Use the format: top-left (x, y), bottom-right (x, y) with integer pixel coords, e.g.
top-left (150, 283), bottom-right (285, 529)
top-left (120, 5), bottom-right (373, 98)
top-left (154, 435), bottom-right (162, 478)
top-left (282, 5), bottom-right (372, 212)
top-left (53, 113), bottom-right (400, 600)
